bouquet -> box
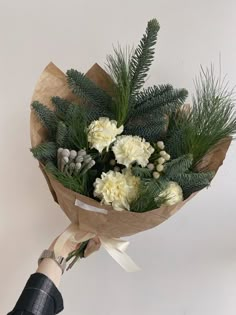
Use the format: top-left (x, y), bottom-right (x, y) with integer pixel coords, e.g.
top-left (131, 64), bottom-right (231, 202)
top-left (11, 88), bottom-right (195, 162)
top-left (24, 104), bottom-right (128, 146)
top-left (30, 19), bottom-right (235, 270)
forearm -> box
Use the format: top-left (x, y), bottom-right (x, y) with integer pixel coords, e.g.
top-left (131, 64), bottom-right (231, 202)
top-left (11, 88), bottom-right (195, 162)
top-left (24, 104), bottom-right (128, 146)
top-left (36, 258), bottom-right (62, 288)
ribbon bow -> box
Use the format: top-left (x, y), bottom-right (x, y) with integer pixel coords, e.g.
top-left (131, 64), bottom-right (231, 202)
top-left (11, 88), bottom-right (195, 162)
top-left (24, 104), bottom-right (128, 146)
top-left (54, 224), bottom-right (140, 272)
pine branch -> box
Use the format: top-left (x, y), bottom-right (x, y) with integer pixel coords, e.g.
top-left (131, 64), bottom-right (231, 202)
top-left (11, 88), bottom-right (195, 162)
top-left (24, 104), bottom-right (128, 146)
top-left (45, 161), bottom-right (89, 195)
top-left (56, 121), bottom-right (67, 147)
top-left (31, 101), bottom-right (58, 139)
top-left (106, 46), bottom-right (132, 126)
top-left (164, 154), bottom-right (193, 178)
top-left (166, 67), bottom-right (236, 163)
top-left (130, 178), bottom-right (168, 212)
top-left (66, 106), bottom-right (88, 150)
top-left (31, 142), bottom-right (57, 161)
top-left (125, 114), bottom-right (168, 142)
top-left (66, 69), bottom-right (113, 118)
top-left (135, 84), bottom-right (174, 108)
top-left (133, 87), bottom-right (188, 117)
top-left (51, 96), bottom-right (71, 120)
top-left (131, 166), bottom-right (152, 179)
top-left (130, 19), bottom-right (160, 94)
top-left (170, 171), bottom-right (214, 199)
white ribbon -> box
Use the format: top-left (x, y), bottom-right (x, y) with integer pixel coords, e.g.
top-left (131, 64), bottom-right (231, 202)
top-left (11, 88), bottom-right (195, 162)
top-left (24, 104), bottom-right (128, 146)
top-left (54, 224), bottom-right (140, 272)
top-left (75, 199), bottom-right (108, 214)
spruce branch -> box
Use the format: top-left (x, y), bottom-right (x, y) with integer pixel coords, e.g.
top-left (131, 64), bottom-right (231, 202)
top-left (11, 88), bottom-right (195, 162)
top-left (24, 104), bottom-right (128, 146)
top-left (133, 87), bottom-right (188, 117)
top-left (31, 101), bottom-right (58, 139)
top-left (130, 19), bottom-right (160, 94)
top-left (169, 171), bottom-right (215, 199)
top-left (164, 154), bottom-right (193, 178)
top-left (135, 84), bottom-right (174, 108)
top-left (66, 69), bottom-right (113, 118)
top-left (56, 121), bottom-right (67, 147)
top-left (51, 96), bottom-right (71, 120)
top-left (131, 166), bottom-right (152, 179)
top-left (125, 114), bottom-right (168, 142)
top-left (31, 142), bottom-right (57, 161)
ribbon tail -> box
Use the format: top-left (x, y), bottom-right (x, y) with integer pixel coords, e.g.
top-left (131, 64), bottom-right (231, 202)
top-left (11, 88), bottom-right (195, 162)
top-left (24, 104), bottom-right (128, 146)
top-left (100, 237), bottom-right (140, 272)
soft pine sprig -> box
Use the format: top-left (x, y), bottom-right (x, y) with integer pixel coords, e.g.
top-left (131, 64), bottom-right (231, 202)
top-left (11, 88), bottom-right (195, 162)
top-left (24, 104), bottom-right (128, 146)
top-left (166, 67), bottom-right (236, 163)
top-left (45, 161), bottom-right (89, 195)
top-left (130, 177), bottom-right (168, 212)
top-left (106, 46), bottom-right (132, 126)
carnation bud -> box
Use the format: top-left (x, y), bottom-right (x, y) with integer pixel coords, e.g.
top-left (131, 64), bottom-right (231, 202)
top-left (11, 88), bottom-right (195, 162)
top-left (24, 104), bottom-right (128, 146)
top-left (153, 171), bottom-right (160, 179)
top-left (147, 163), bottom-right (155, 171)
top-left (157, 157), bottom-right (165, 164)
top-left (157, 141), bottom-right (165, 150)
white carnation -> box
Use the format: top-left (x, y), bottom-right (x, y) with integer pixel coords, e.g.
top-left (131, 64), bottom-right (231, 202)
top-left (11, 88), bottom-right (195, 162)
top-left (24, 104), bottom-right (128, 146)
top-left (158, 181), bottom-right (183, 206)
top-left (112, 135), bottom-right (154, 168)
top-left (88, 117), bottom-right (123, 153)
top-left (93, 170), bottom-right (140, 211)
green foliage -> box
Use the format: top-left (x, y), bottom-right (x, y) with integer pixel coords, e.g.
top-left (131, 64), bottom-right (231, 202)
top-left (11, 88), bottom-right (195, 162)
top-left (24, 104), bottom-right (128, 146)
top-left (66, 69), bottom-right (113, 122)
top-left (169, 171), bottom-right (215, 199)
top-left (130, 178), bottom-right (168, 212)
top-left (56, 121), bottom-right (67, 147)
top-left (130, 19), bottom-right (160, 94)
top-left (166, 67), bottom-right (236, 164)
top-left (31, 101), bottom-right (58, 139)
top-left (45, 161), bottom-right (89, 195)
top-left (51, 96), bottom-right (71, 120)
top-left (133, 86), bottom-right (188, 116)
top-left (31, 142), bottom-right (57, 161)
top-left (124, 114), bottom-right (168, 142)
top-left (106, 46), bottom-right (132, 126)
top-left (66, 106), bottom-right (88, 150)
top-left (164, 154), bottom-right (193, 178)
top-left (135, 84), bottom-right (173, 107)
top-left (131, 166), bottom-right (152, 179)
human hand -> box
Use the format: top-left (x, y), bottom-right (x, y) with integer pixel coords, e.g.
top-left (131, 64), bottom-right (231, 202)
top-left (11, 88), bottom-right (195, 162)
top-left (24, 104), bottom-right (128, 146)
top-left (48, 227), bottom-right (101, 259)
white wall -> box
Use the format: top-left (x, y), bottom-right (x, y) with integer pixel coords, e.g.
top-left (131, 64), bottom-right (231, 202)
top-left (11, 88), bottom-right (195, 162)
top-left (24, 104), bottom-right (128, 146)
top-left (0, 1), bottom-right (236, 314)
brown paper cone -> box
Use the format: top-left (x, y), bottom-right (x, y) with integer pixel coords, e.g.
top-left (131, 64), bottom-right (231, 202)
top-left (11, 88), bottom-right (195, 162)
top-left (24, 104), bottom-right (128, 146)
top-left (30, 62), bottom-right (232, 238)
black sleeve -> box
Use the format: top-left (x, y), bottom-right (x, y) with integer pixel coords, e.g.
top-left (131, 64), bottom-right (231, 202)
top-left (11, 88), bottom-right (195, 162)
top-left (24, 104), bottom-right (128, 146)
top-left (7, 272), bottom-right (64, 315)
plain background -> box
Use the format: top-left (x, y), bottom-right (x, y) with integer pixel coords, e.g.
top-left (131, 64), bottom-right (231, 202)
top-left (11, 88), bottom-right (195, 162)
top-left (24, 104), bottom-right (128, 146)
top-left (0, 1), bottom-right (236, 314)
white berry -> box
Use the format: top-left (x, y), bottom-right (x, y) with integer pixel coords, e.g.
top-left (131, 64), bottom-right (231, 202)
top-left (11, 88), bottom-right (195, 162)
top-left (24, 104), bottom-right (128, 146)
top-left (156, 164), bottom-right (164, 172)
top-left (157, 157), bottom-right (165, 164)
top-left (153, 171), bottom-right (160, 179)
top-left (147, 163), bottom-right (155, 171)
top-left (157, 141), bottom-right (165, 150)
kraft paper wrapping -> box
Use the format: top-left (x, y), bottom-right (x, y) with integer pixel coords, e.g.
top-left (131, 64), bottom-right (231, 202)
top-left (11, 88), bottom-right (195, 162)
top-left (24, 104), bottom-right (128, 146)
top-left (30, 62), bottom-right (231, 238)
